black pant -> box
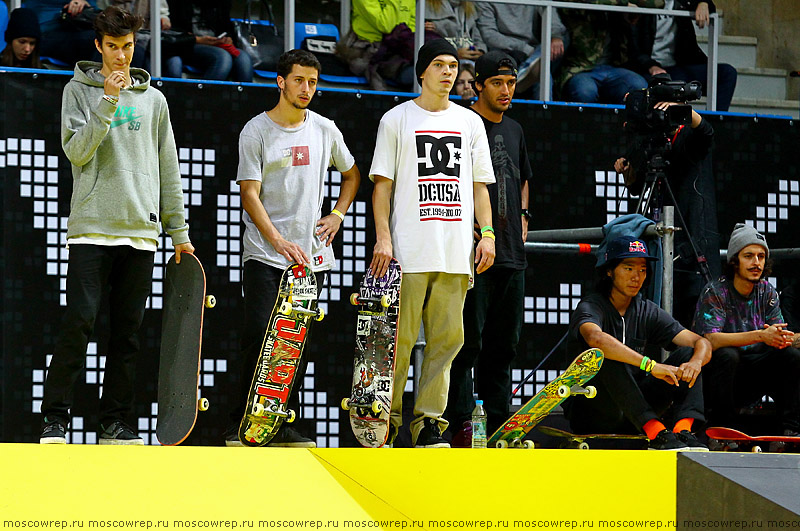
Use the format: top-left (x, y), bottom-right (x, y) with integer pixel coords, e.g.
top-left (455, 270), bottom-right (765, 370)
top-left (564, 347), bottom-right (706, 434)
top-left (445, 268), bottom-right (525, 434)
top-left (228, 260), bottom-right (326, 425)
top-left (703, 345), bottom-right (800, 431)
top-left (41, 244), bottom-right (155, 427)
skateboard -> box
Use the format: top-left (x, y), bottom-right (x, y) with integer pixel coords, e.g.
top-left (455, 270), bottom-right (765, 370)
top-left (706, 427), bottom-right (800, 453)
top-left (342, 259), bottom-right (402, 448)
top-left (537, 425), bottom-right (647, 450)
top-left (238, 263), bottom-right (323, 447)
top-left (488, 348), bottom-right (604, 449)
top-left (157, 253), bottom-right (216, 446)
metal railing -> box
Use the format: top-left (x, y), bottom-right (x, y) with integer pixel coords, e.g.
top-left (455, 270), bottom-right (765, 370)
top-left (342, 0), bottom-right (721, 110)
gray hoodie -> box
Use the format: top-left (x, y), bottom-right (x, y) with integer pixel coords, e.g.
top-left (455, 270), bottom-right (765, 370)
top-left (476, 3), bottom-right (566, 57)
top-left (61, 61), bottom-right (189, 246)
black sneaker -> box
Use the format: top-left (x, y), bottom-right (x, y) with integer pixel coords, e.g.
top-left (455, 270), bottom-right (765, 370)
top-left (648, 429), bottom-right (690, 451)
top-left (99, 421), bottom-right (144, 445)
top-left (676, 430), bottom-right (709, 452)
top-left (40, 417), bottom-right (67, 444)
top-left (223, 425), bottom-right (244, 447)
top-left (384, 424), bottom-right (398, 448)
top-left (414, 417), bottom-right (450, 448)
top-left (267, 426), bottom-right (316, 448)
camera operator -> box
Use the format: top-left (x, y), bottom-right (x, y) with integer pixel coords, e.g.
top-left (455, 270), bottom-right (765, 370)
top-left (615, 76), bottom-right (718, 327)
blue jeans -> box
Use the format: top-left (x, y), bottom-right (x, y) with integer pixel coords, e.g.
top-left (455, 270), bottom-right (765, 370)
top-left (664, 63), bottom-right (737, 112)
top-left (564, 64), bottom-right (647, 104)
top-left (187, 44), bottom-right (254, 82)
top-left (145, 55), bottom-right (184, 79)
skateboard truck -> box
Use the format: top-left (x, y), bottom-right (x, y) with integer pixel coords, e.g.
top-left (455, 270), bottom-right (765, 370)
top-left (341, 397), bottom-right (382, 415)
top-left (251, 401), bottom-right (296, 423)
top-left (557, 384), bottom-right (597, 399)
top-left (350, 293), bottom-right (391, 309)
top-left (279, 296), bottom-right (325, 321)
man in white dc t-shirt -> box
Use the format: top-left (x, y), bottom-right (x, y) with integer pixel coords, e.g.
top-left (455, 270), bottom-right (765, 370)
top-left (225, 49), bottom-right (361, 447)
top-left (370, 38), bottom-right (496, 448)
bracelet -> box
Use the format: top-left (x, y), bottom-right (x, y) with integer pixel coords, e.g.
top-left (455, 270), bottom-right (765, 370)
top-left (331, 209), bottom-right (345, 221)
top-left (521, 209), bottom-right (532, 220)
top-left (646, 359), bottom-right (656, 373)
top-left (103, 94), bottom-right (119, 106)
top-left (482, 231), bottom-right (496, 241)
top-left (480, 226), bottom-right (494, 234)
top-left (640, 357), bottom-right (650, 371)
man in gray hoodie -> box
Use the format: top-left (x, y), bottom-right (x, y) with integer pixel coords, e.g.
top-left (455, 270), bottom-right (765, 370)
top-left (39, 6), bottom-right (193, 445)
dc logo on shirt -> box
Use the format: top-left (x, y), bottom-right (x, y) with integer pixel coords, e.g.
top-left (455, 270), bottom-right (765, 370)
top-left (282, 146), bottom-right (310, 167)
top-left (416, 134), bottom-right (461, 177)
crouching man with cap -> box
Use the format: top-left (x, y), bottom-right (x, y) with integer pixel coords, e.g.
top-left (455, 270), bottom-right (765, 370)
top-left (692, 223), bottom-right (800, 439)
top-left (563, 235), bottom-right (712, 450)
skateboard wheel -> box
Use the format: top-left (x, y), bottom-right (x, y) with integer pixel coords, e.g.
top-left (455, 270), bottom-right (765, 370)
top-left (350, 293), bottom-right (359, 306)
top-left (198, 397), bottom-right (210, 411)
top-left (341, 397), bottom-right (351, 411)
top-left (315, 308), bottom-right (325, 321)
top-left (204, 295), bottom-right (216, 308)
top-left (578, 442), bottom-right (590, 450)
top-left (495, 440), bottom-right (508, 449)
top-left (371, 401), bottom-right (382, 414)
top-left (752, 445), bottom-right (762, 453)
top-left (557, 385), bottom-right (571, 398)
top-left (585, 385), bottom-right (597, 399)
top-left (380, 294), bottom-right (391, 308)
top-left (286, 409), bottom-right (296, 423)
top-left (523, 440), bottom-right (535, 450)
top-left (279, 301), bottom-right (292, 315)
top-left (252, 402), bottom-right (265, 416)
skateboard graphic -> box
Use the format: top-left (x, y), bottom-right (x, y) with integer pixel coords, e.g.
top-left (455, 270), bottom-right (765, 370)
top-left (706, 427), bottom-right (800, 453)
top-left (488, 348), bottom-right (604, 449)
top-left (157, 253), bottom-right (216, 446)
top-left (537, 425), bottom-right (647, 450)
top-left (238, 263), bottom-right (323, 447)
top-left (342, 259), bottom-right (402, 448)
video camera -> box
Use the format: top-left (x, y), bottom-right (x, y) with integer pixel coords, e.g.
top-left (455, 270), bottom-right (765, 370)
top-left (624, 75), bottom-right (702, 133)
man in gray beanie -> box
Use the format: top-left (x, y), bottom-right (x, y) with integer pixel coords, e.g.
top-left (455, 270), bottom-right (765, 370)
top-left (693, 223), bottom-right (800, 443)
top-left (368, 38), bottom-right (495, 447)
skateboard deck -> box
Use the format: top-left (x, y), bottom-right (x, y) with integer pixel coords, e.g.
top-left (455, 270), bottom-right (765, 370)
top-left (488, 348), bottom-right (604, 448)
top-left (238, 263), bottom-right (322, 447)
top-left (343, 259), bottom-right (402, 448)
top-left (706, 427), bottom-right (800, 453)
top-left (538, 425), bottom-right (647, 450)
top-left (157, 253), bottom-right (215, 446)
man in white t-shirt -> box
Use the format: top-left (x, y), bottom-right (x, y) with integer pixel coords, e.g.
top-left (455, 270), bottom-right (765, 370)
top-left (225, 49), bottom-right (361, 447)
top-left (369, 38), bottom-right (496, 448)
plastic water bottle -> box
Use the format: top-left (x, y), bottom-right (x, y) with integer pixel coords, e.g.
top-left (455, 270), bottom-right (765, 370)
top-left (471, 400), bottom-right (487, 448)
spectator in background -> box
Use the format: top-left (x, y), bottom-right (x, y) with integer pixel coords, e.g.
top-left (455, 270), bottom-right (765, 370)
top-left (627, 0), bottom-right (737, 111)
top-left (556, 0), bottom-right (664, 104)
top-left (97, 0), bottom-right (183, 78)
top-left (454, 62), bottom-right (476, 99)
top-left (337, 0), bottom-right (415, 90)
top-left (24, 0), bottom-right (100, 66)
top-left (168, 0), bottom-right (253, 82)
top-left (425, 0), bottom-right (485, 65)
top-left (476, 3), bottom-right (567, 95)
top-left (1, 8), bottom-right (43, 68)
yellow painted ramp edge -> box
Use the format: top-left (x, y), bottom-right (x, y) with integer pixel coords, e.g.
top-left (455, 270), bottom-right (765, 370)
top-left (312, 448), bottom-right (678, 528)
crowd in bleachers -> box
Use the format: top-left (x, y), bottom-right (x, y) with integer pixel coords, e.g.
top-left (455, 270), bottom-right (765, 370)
top-left (1, 0), bottom-right (736, 109)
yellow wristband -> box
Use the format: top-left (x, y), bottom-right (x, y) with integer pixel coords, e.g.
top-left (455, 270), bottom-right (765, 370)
top-left (331, 209), bottom-right (345, 221)
top-left (482, 231), bottom-right (496, 241)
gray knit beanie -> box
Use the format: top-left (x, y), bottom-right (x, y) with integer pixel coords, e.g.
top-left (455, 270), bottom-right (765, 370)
top-left (727, 223), bottom-right (768, 262)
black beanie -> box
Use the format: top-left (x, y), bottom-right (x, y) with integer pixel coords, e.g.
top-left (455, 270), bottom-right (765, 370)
top-left (5, 8), bottom-right (42, 43)
top-left (415, 38), bottom-right (459, 82)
